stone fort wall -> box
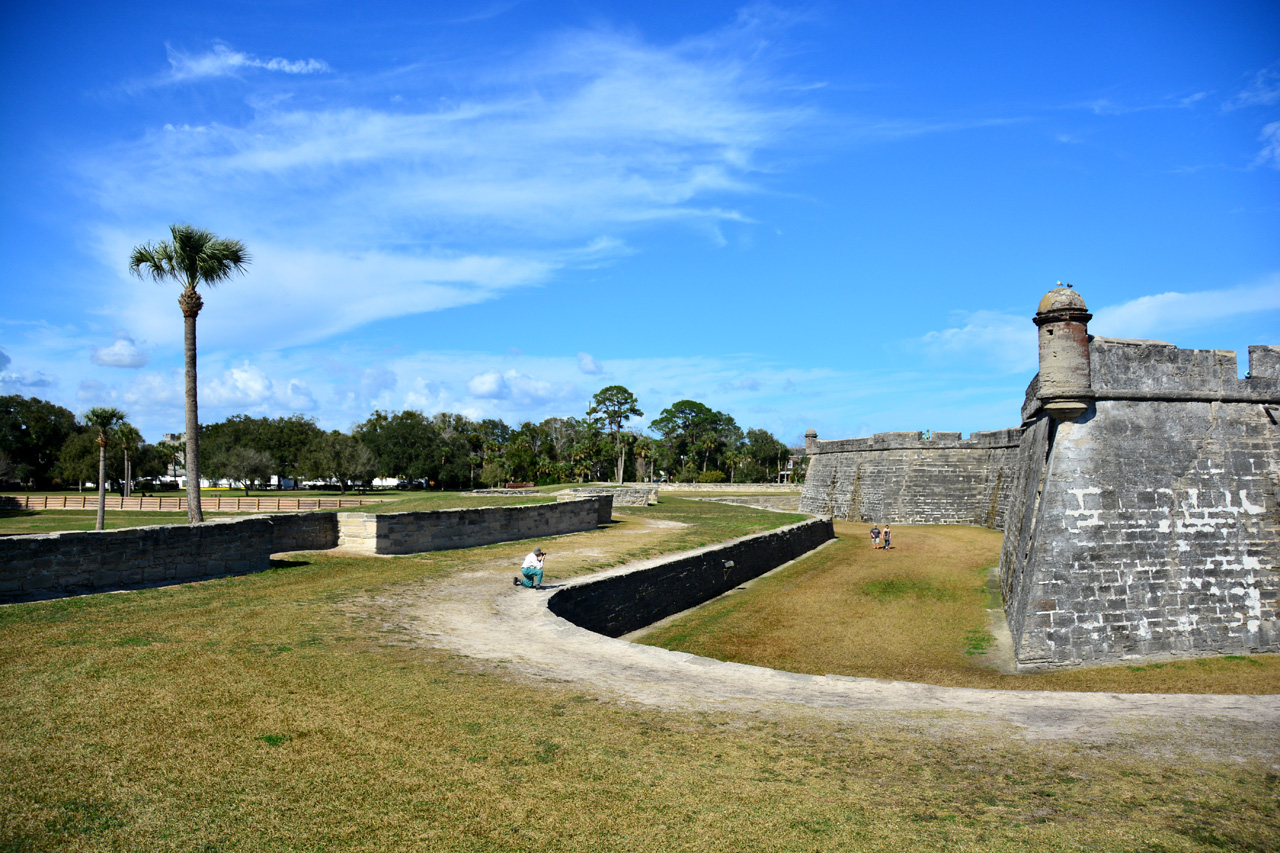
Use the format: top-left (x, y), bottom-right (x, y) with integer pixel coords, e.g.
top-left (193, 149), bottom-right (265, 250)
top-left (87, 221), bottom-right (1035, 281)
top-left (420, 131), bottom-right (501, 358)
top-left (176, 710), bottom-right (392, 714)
top-left (1000, 337), bottom-right (1280, 668)
top-left (799, 429), bottom-right (1023, 528)
top-left (798, 286), bottom-right (1280, 670)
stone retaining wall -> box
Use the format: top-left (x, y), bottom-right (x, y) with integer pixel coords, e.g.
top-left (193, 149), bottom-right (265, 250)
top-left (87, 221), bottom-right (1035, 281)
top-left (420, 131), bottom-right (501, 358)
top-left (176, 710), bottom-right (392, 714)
top-left (336, 496), bottom-right (612, 555)
top-left (547, 518), bottom-right (835, 637)
top-left (269, 512), bottom-right (339, 553)
top-left (0, 517), bottom-right (278, 604)
top-left (800, 429), bottom-right (1023, 527)
top-left (556, 487), bottom-right (657, 506)
top-left (2, 498), bottom-right (611, 603)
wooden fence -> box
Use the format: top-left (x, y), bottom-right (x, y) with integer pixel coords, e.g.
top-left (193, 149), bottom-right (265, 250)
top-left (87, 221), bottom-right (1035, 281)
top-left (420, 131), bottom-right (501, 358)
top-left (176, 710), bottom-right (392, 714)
top-left (1, 495), bottom-right (388, 512)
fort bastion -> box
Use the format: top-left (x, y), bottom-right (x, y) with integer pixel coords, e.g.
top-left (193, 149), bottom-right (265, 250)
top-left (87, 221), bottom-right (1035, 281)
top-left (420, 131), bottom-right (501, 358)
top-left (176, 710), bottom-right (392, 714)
top-left (800, 286), bottom-right (1280, 669)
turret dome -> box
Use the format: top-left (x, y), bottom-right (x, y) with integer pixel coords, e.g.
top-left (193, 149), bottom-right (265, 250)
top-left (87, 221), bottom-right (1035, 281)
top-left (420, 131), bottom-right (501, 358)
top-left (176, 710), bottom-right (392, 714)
top-left (1038, 286), bottom-right (1088, 316)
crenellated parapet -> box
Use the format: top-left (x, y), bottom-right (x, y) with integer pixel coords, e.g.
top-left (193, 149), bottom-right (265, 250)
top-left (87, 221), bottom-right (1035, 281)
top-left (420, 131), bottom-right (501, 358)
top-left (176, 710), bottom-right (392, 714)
top-left (1022, 333), bottom-right (1280, 424)
top-left (811, 428), bottom-right (1024, 455)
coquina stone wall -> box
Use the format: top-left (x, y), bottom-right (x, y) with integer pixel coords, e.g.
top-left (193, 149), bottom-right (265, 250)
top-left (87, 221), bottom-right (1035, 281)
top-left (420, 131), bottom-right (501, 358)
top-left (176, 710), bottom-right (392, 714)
top-left (2, 498), bottom-right (611, 602)
top-left (0, 516), bottom-right (282, 604)
top-left (548, 517), bottom-right (835, 637)
top-left (336, 496), bottom-right (611, 555)
top-left (799, 429), bottom-right (1023, 528)
top-left (1001, 332), bottom-right (1280, 668)
top-left (556, 487), bottom-right (657, 506)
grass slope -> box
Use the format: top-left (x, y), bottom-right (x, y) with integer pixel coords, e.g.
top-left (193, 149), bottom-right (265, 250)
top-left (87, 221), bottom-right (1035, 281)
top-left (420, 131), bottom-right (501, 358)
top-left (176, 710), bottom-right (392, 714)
top-left (637, 522), bottom-right (1280, 694)
top-left (1, 504), bottom-right (1277, 851)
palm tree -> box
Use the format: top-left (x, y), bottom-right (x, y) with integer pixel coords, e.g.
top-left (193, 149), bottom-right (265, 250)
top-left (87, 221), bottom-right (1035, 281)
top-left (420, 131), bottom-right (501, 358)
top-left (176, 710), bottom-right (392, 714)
top-left (116, 423), bottom-right (141, 498)
top-left (129, 224), bottom-right (250, 523)
top-left (84, 407), bottom-right (127, 530)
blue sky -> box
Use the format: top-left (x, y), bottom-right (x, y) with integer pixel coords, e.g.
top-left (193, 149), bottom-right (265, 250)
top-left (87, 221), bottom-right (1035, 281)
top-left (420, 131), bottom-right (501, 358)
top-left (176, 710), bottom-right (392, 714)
top-left (2, 1), bottom-right (1278, 447)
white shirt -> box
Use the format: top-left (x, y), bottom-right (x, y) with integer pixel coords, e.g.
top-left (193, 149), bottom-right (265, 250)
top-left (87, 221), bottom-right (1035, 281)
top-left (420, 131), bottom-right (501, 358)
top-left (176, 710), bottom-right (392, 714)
top-left (521, 551), bottom-right (544, 569)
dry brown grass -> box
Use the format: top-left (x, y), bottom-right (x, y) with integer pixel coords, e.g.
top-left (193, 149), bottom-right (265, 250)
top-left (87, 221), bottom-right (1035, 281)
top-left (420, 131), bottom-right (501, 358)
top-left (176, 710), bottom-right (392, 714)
top-left (2, 506), bottom-right (1278, 851)
top-left (638, 522), bottom-right (1280, 694)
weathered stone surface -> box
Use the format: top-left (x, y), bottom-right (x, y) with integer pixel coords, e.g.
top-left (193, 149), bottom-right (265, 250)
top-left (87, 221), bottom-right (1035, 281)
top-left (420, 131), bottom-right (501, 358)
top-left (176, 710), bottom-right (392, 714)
top-left (557, 487), bottom-right (657, 506)
top-left (547, 518), bottom-right (835, 637)
top-left (799, 429), bottom-right (1022, 527)
top-left (335, 496), bottom-right (611, 555)
top-left (1001, 333), bottom-right (1280, 669)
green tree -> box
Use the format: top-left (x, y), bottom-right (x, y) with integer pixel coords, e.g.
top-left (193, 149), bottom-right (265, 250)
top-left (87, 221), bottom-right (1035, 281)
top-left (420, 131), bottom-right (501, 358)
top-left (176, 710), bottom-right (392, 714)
top-left (0, 395), bottom-right (78, 487)
top-left (301, 432), bottom-right (378, 494)
top-left (650, 400), bottom-right (735, 473)
top-left (56, 431), bottom-right (101, 492)
top-left (116, 423), bottom-right (142, 497)
top-left (633, 434), bottom-right (655, 483)
top-left (587, 386), bottom-right (643, 484)
top-left (130, 224), bottom-right (250, 523)
top-left (222, 447), bottom-right (275, 495)
top-left (83, 407), bottom-right (127, 530)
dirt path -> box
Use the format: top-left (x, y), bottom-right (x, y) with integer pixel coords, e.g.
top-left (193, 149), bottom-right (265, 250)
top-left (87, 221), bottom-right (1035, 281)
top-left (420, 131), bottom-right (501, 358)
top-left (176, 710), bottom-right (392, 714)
top-left (384, 519), bottom-right (1280, 743)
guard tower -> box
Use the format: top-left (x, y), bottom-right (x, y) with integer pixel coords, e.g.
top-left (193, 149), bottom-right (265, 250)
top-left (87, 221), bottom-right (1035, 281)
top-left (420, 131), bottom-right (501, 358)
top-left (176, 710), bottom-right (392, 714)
top-left (1033, 285), bottom-right (1092, 420)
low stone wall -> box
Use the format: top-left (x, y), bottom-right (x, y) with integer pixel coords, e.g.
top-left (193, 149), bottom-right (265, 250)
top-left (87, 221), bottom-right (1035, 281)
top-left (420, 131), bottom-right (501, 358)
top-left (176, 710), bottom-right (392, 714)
top-left (547, 517), bottom-right (835, 637)
top-left (685, 495), bottom-right (802, 512)
top-left (557, 487), bottom-right (657, 506)
top-left (267, 512), bottom-right (339, 553)
top-left (336, 496), bottom-right (612, 555)
top-left (0, 517), bottom-right (278, 604)
top-left (653, 483), bottom-right (799, 492)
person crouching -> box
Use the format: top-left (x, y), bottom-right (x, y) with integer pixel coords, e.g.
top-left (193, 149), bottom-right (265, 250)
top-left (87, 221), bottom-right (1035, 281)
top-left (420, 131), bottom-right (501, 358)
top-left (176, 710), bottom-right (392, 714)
top-left (515, 547), bottom-right (546, 589)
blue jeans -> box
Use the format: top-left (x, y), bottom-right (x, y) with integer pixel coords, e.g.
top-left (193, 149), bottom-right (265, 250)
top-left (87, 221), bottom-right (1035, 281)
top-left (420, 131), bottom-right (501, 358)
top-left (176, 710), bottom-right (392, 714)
top-left (520, 565), bottom-right (543, 588)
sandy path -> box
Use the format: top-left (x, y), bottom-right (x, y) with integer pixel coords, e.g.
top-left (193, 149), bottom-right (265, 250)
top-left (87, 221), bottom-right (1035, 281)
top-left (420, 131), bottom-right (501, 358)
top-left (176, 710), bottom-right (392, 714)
top-left (386, 519), bottom-right (1280, 743)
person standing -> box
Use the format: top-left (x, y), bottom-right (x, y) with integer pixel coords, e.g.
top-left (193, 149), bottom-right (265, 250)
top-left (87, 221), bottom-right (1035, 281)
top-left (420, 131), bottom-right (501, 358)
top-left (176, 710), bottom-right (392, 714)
top-left (882, 525), bottom-right (891, 550)
top-left (515, 547), bottom-right (546, 589)
top-left (870, 525), bottom-right (881, 549)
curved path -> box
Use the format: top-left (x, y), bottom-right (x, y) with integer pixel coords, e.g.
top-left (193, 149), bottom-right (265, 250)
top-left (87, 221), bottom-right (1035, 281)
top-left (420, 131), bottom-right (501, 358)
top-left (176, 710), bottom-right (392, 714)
top-left (390, 521), bottom-right (1280, 742)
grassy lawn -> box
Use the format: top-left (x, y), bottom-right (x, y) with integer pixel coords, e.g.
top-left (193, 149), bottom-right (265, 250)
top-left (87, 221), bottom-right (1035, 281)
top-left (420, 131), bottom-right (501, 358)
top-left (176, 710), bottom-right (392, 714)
top-left (2, 505), bottom-right (1277, 851)
top-left (637, 522), bottom-right (1280, 695)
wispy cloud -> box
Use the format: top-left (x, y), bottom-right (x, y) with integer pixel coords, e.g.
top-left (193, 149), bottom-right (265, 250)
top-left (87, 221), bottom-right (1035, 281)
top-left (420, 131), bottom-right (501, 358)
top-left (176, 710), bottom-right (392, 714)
top-left (1254, 121), bottom-right (1280, 170)
top-left (162, 42), bottom-right (331, 84)
top-left (919, 309), bottom-right (1039, 375)
top-left (1224, 65), bottom-right (1280, 111)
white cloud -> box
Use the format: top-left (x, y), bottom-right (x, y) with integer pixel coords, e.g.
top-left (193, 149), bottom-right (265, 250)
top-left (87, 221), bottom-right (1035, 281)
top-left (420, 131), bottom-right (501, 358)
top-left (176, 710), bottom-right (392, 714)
top-left (282, 379), bottom-right (317, 411)
top-left (204, 363), bottom-right (275, 407)
top-left (91, 335), bottom-right (148, 368)
top-left (1225, 66), bottom-right (1280, 111)
top-left (1255, 121), bottom-right (1280, 170)
top-left (0, 349), bottom-right (9, 371)
top-left (1090, 279), bottom-right (1280, 338)
top-left (467, 370), bottom-right (508, 399)
top-left (919, 309), bottom-right (1038, 375)
top-left (162, 42), bottom-right (331, 84)
top-left (98, 232), bottom-right (558, 352)
top-left (577, 352), bottom-right (603, 374)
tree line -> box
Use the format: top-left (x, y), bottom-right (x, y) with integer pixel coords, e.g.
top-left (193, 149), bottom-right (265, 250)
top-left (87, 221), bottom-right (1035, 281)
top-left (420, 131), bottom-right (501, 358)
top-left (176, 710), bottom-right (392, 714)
top-left (1, 387), bottom-right (805, 493)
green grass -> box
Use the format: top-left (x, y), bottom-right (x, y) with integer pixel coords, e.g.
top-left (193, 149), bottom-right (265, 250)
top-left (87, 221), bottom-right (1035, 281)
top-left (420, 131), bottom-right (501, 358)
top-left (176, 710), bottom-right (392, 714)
top-left (637, 522), bottom-right (1280, 694)
top-left (1, 505), bottom-right (1277, 850)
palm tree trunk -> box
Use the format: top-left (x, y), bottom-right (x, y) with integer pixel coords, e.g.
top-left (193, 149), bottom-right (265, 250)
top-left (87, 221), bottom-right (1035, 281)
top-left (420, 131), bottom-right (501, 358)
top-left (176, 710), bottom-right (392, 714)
top-left (96, 441), bottom-right (107, 531)
top-left (181, 288), bottom-right (205, 524)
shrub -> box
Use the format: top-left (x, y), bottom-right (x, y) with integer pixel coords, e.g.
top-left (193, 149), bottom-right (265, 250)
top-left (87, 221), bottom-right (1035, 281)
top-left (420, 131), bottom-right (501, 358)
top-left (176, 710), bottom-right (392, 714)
top-left (696, 470), bottom-right (727, 484)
